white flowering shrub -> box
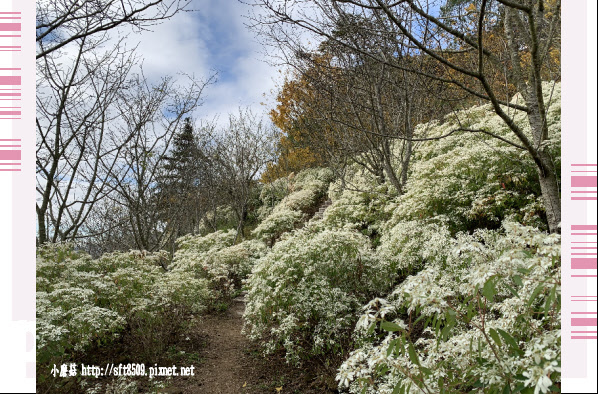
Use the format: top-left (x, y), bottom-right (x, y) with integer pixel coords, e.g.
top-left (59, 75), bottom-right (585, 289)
top-left (243, 227), bottom-right (399, 365)
top-left (36, 243), bottom-right (211, 390)
top-left (293, 166), bottom-right (335, 191)
top-left (337, 223), bottom-right (561, 394)
top-left (252, 207), bottom-right (305, 243)
top-left (258, 176), bottom-right (292, 220)
top-left (253, 167), bottom-right (334, 243)
top-left (83, 375), bottom-right (139, 394)
top-left (171, 230), bottom-right (267, 299)
top-left (390, 82), bottom-right (560, 233)
top-left (323, 166), bottom-right (394, 238)
top-left (377, 220), bottom-right (452, 274)
top-left (175, 228), bottom-right (237, 254)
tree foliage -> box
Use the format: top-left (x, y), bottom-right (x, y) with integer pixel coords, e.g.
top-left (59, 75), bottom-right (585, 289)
top-left (249, 0), bottom-right (562, 232)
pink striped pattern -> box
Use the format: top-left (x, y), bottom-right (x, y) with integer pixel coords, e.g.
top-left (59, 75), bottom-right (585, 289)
top-left (570, 226), bottom-right (597, 277)
top-left (570, 313), bottom-right (598, 340)
top-left (0, 139), bottom-right (21, 171)
top-left (0, 67), bottom-right (21, 118)
top-left (571, 164), bottom-right (598, 200)
top-left (572, 318), bottom-right (597, 327)
top-left (0, 23), bottom-right (20, 32)
top-left (571, 258), bottom-right (598, 270)
top-left (0, 76), bottom-right (20, 85)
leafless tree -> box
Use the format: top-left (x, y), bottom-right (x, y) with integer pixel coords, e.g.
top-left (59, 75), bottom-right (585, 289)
top-left (288, 23), bottom-right (435, 194)
top-left (36, 0), bottom-right (200, 246)
top-left (36, 0), bottom-right (192, 59)
top-left (248, 0), bottom-right (562, 232)
top-left (101, 73), bottom-right (212, 252)
top-left (36, 38), bottom-right (138, 244)
top-left (208, 110), bottom-right (277, 241)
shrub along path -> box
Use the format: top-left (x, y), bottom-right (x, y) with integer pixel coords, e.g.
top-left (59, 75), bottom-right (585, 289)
top-left (162, 295), bottom-right (335, 394)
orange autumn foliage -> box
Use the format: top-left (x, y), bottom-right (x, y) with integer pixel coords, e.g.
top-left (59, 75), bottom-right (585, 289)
top-left (262, 57), bottom-right (341, 183)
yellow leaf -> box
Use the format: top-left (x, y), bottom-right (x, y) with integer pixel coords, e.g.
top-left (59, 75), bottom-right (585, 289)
top-left (243, 382), bottom-right (247, 388)
top-left (276, 387), bottom-right (283, 392)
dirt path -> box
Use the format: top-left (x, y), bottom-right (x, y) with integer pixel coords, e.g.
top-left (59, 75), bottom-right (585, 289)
top-left (182, 296), bottom-right (250, 393)
top-left (163, 295), bottom-right (335, 394)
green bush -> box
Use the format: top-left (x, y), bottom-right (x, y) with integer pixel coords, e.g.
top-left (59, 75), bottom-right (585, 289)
top-left (36, 244), bottom-right (211, 391)
top-left (244, 226), bottom-right (399, 365)
top-left (171, 230), bottom-right (267, 299)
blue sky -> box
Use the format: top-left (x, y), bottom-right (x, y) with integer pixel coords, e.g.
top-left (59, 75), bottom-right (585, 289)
top-left (132, 0), bottom-right (280, 127)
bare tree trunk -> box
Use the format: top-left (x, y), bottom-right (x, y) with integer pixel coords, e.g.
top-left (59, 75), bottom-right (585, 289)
top-left (382, 142), bottom-right (403, 194)
top-left (400, 138), bottom-right (412, 190)
top-left (530, 108), bottom-right (561, 232)
top-left (37, 207), bottom-right (47, 245)
top-left (537, 164), bottom-right (561, 233)
top-left (235, 205), bottom-right (248, 244)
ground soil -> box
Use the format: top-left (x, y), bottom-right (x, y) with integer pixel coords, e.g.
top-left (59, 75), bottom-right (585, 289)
top-left (42, 295), bottom-right (338, 394)
top-left (159, 295), bottom-right (338, 394)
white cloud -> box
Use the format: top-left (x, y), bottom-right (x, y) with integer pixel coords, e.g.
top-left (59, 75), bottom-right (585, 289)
top-left (128, 0), bottom-right (282, 128)
top-left (133, 11), bottom-right (212, 80)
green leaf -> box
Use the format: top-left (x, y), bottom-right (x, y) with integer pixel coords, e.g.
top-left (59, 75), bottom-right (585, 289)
top-left (527, 284), bottom-right (545, 308)
top-left (512, 275), bottom-right (523, 287)
top-left (392, 382), bottom-right (402, 394)
top-left (441, 325), bottom-right (452, 341)
top-left (544, 286), bottom-right (557, 315)
top-left (483, 277), bottom-right (496, 302)
top-left (496, 328), bottom-right (523, 356)
top-left (466, 303), bottom-right (475, 321)
top-left (387, 339), bottom-right (398, 357)
top-left (367, 322), bottom-right (377, 335)
top-left (504, 283), bottom-right (519, 298)
top-left (378, 365), bottom-right (389, 375)
top-left (395, 337), bottom-right (404, 356)
top-left (381, 321), bottom-right (403, 332)
top-left (513, 383), bottom-right (526, 392)
top-left (548, 384), bottom-right (560, 392)
top-left (420, 366), bottom-right (432, 375)
top-left (413, 313), bottom-right (427, 326)
top-left (489, 328), bottom-right (502, 348)
top-left (407, 343), bottom-right (421, 366)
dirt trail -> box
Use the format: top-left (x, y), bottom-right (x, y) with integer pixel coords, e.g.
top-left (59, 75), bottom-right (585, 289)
top-left (164, 295), bottom-right (333, 394)
top-left (184, 296), bottom-right (250, 393)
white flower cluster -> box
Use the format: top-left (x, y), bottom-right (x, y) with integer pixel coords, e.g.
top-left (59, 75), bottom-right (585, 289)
top-left (324, 165), bottom-right (394, 233)
top-left (36, 243), bottom-right (211, 362)
top-left (390, 82), bottom-right (561, 233)
top-left (378, 220), bottom-right (452, 273)
top-left (253, 167), bottom-right (334, 242)
top-left (83, 375), bottom-right (138, 394)
top-left (337, 222), bottom-right (561, 393)
top-left (243, 226), bottom-right (398, 365)
top-left (171, 229), bottom-right (267, 299)
top-left (293, 167), bottom-right (334, 191)
top-left (248, 84), bottom-right (561, 389)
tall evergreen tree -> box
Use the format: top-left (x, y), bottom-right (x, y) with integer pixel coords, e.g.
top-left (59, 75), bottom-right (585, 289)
top-left (157, 118), bottom-right (204, 241)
